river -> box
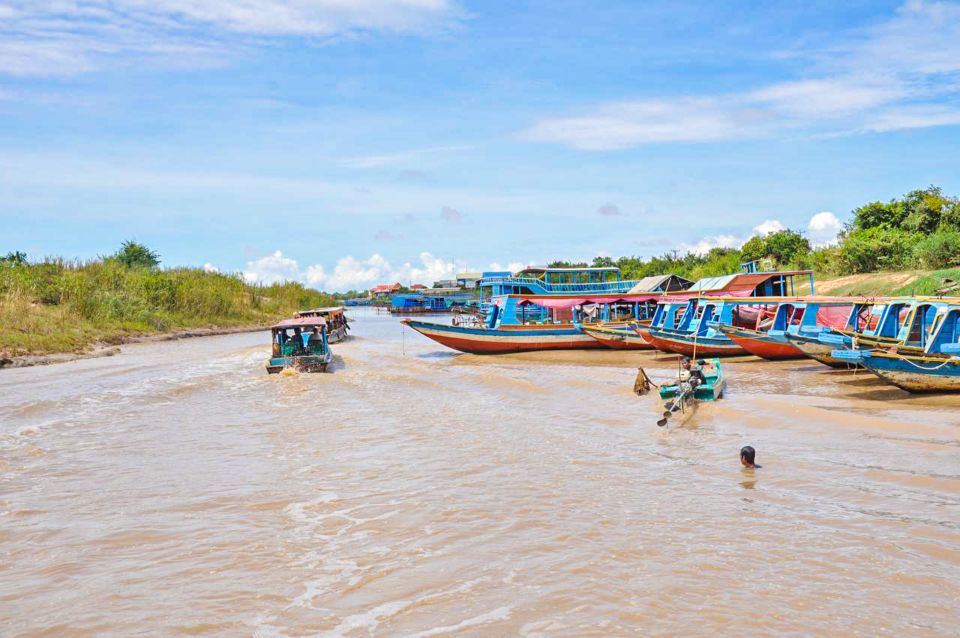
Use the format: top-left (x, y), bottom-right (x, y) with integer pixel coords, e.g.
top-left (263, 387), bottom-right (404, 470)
top-left (2, 309), bottom-right (959, 636)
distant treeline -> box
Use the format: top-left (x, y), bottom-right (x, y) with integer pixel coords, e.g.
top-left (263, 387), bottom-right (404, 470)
top-left (550, 186), bottom-right (960, 281)
top-left (0, 241), bottom-right (336, 356)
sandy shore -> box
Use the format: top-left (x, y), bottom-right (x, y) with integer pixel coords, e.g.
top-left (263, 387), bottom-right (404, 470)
top-left (0, 325), bottom-right (269, 370)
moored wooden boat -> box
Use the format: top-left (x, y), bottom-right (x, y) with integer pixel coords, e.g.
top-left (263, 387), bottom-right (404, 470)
top-left (580, 323), bottom-right (654, 350)
top-left (401, 319), bottom-right (602, 354)
top-left (716, 325), bottom-right (804, 359)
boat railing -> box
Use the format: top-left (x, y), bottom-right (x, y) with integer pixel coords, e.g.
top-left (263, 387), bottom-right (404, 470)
top-left (479, 277), bottom-right (639, 294)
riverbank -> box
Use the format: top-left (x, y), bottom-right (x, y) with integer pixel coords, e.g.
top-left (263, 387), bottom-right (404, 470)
top-left (0, 324), bottom-right (270, 369)
top-left (0, 257), bottom-right (336, 365)
top-left (797, 268), bottom-right (960, 296)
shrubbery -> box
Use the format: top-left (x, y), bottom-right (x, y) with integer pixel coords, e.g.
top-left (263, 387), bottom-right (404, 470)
top-left (0, 243), bottom-right (336, 355)
top-left (552, 186), bottom-right (960, 279)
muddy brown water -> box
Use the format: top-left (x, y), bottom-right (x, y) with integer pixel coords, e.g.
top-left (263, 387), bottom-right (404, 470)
top-left (2, 310), bottom-right (959, 636)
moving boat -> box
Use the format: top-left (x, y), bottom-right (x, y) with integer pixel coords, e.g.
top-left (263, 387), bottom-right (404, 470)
top-left (266, 317), bottom-right (333, 374)
top-left (295, 306), bottom-right (350, 343)
top-left (657, 357), bottom-right (725, 426)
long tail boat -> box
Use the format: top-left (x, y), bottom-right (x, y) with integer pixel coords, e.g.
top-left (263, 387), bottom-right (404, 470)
top-left (808, 298), bottom-right (950, 366)
top-left (832, 305), bottom-right (960, 392)
top-left (580, 322), bottom-right (654, 349)
top-left (716, 298), bottom-right (862, 360)
top-left (642, 268), bottom-right (815, 357)
top-left (402, 267), bottom-right (685, 354)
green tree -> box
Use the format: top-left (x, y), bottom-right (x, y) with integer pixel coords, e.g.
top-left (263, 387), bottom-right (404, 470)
top-left (913, 230), bottom-right (960, 268)
top-left (592, 256), bottom-right (616, 268)
top-left (1, 251), bottom-right (27, 265)
top-left (764, 230), bottom-right (811, 265)
top-left (115, 241), bottom-right (160, 269)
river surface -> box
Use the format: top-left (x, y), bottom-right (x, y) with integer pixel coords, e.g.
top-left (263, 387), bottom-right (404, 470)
top-left (2, 310), bottom-right (959, 636)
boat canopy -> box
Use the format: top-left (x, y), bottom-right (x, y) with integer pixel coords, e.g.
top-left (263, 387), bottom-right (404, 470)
top-left (296, 306), bottom-right (343, 317)
top-left (683, 270), bottom-right (815, 297)
top-left (516, 293), bottom-right (662, 310)
top-left (271, 316), bottom-right (328, 330)
top-left (627, 274), bottom-right (694, 294)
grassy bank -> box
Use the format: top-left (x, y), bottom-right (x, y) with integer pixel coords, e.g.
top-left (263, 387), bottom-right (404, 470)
top-left (797, 269), bottom-right (960, 297)
top-left (0, 257), bottom-right (336, 358)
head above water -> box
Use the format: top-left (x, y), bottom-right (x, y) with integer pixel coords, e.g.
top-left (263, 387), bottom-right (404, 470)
top-left (740, 446), bottom-right (756, 467)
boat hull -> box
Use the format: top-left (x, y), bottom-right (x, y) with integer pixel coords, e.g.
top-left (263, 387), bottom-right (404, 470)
top-left (719, 326), bottom-right (804, 360)
top-left (645, 330), bottom-right (746, 357)
top-left (854, 353), bottom-right (960, 393)
top-left (581, 325), bottom-right (654, 350)
top-left (402, 319), bottom-right (603, 354)
top-left (784, 333), bottom-right (859, 368)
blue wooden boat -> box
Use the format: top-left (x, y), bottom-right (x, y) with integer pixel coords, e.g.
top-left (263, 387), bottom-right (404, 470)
top-left (266, 317), bottom-right (333, 374)
top-left (833, 304), bottom-right (960, 392)
top-left (644, 268), bottom-right (815, 357)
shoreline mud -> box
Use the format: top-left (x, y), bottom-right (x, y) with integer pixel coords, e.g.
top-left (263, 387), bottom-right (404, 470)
top-left (0, 325), bottom-right (269, 370)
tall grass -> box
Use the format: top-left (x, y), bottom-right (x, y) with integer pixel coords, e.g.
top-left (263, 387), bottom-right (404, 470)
top-left (0, 258), bottom-right (336, 356)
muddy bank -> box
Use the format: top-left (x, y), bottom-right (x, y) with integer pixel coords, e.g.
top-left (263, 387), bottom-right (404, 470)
top-left (0, 324), bottom-right (269, 369)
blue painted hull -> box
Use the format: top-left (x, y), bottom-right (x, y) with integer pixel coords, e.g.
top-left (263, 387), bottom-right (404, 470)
top-left (832, 350), bottom-right (960, 392)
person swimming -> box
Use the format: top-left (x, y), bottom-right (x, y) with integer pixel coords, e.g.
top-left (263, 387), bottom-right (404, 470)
top-left (740, 445), bottom-right (761, 469)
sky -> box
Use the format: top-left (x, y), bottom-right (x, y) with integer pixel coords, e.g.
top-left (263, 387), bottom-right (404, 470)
top-left (2, 0), bottom-right (960, 291)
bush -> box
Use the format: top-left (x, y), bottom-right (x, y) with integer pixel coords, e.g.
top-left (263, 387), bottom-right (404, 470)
top-left (838, 227), bottom-right (920, 273)
top-left (914, 230), bottom-right (960, 269)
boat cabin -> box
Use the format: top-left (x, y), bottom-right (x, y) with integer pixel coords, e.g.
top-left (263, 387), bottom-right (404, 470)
top-left (296, 306), bottom-right (349, 342)
top-left (267, 317), bottom-right (332, 374)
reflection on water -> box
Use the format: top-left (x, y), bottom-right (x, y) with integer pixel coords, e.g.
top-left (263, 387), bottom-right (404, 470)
top-left (1, 309), bottom-right (959, 636)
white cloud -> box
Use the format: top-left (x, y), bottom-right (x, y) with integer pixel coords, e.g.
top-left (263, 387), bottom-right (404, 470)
top-left (337, 145), bottom-right (470, 169)
top-left (487, 261), bottom-right (527, 273)
top-left (522, 1), bottom-right (960, 148)
top-left (753, 219), bottom-right (786, 236)
top-left (808, 211), bottom-right (844, 247)
top-left (0, 1), bottom-right (460, 76)
top-left (243, 250), bottom-right (302, 285)
top-left (202, 262), bottom-right (219, 273)
top-left (241, 250), bottom-right (465, 291)
top-left (679, 234), bottom-right (743, 257)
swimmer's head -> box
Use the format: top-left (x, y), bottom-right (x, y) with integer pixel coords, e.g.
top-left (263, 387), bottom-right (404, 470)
top-left (740, 445), bottom-right (756, 468)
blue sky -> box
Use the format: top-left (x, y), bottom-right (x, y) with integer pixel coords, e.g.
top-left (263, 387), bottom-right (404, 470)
top-left (2, 0), bottom-right (960, 290)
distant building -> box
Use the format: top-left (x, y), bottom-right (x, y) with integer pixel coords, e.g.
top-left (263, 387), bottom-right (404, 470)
top-left (410, 283), bottom-right (427, 291)
top-left (433, 279), bottom-right (459, 289)
top-left (456, 272), bottom-right (483, 288)
top-left (371, 283), bottom-right (402, 299)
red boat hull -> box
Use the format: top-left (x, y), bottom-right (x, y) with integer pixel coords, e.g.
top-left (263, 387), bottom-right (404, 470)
top-left (645, 333), bottom-right (746, 357)
top-left (721, 328), bottom-right (805, 360)
top-left (403, 319), bottom-right (603, 354)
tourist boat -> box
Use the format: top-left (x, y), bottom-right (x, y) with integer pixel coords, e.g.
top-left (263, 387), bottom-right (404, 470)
top-left (266, 317), bottom-right (333, 374)
top-left (295, 306), bottom-right (349, 343)
top-left (642, 268), bottom-right (815, 357)
top-left (402, 267), bottom-right (687, 354)
top-left (716, 297), bottom-right (861, 360)
top-left (831, 304), bottom-right (960, 392)
top-left (781, 301), bottom-right (885, 367)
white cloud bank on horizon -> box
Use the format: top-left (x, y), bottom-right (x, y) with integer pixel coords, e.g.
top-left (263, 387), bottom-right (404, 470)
top-left (522, 1), bottom-right (960, 147)
top-left (681, 211), bottom-right (844, 256)
top-left (243, 250), bottom-right (469, 291)
top-left (0, 0), bottom-right (460, 76)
